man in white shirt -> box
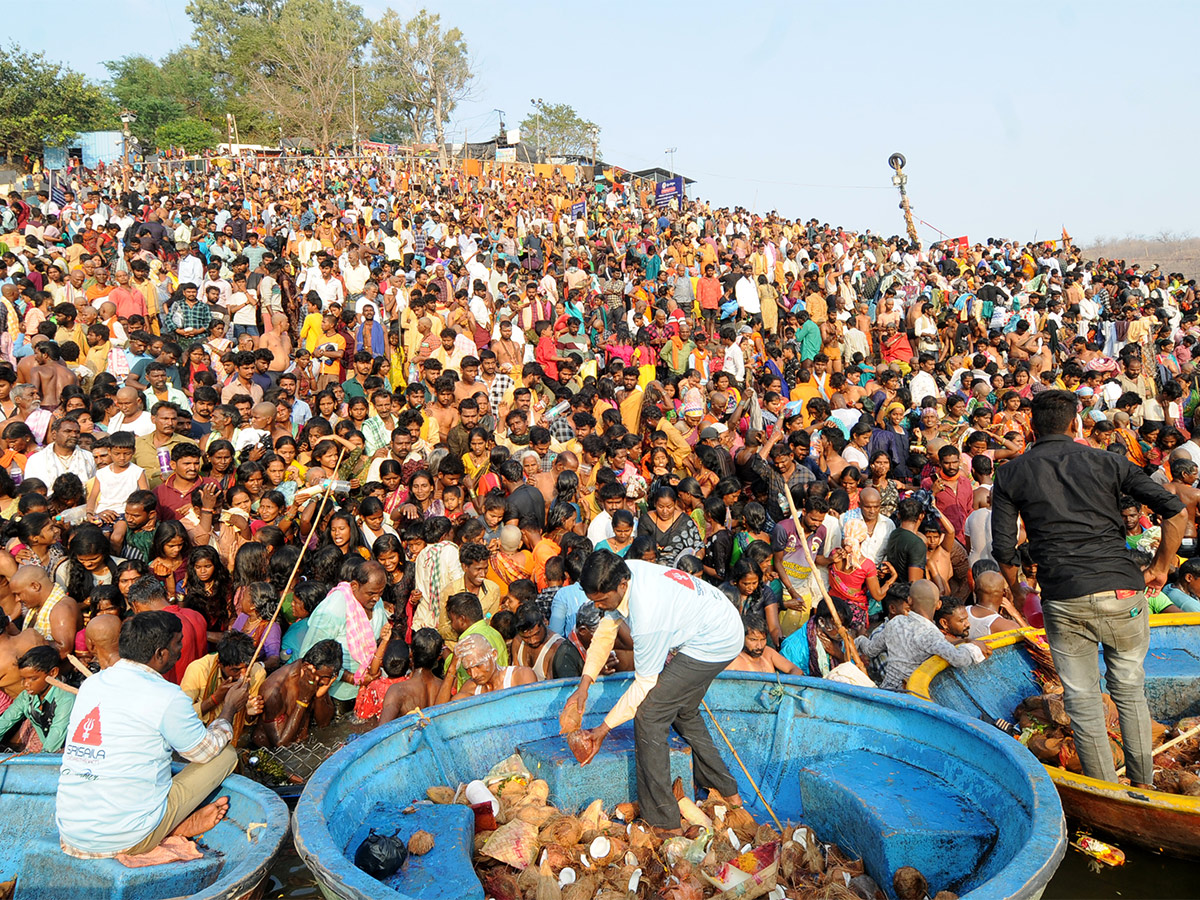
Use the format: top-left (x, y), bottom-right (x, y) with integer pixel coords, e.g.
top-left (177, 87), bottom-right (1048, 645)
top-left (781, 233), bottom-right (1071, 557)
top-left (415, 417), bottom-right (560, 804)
top-left (909, 354), bottom-right (939, 407)
top-left (109, 388), bottom-right (156, 437)
top-left (24, 418), bottom-right (95, 496)
top-left (734, 267), bottom-right (759, 316)
top-left (178, 245), bottom-right (204, 287)
top-left (56, 608), bottom-right (256, 858)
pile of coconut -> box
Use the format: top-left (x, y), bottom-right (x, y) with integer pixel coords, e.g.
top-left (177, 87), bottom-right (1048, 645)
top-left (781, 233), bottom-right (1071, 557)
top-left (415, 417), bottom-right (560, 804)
top-left (423, 772), bottom-right (954, 900)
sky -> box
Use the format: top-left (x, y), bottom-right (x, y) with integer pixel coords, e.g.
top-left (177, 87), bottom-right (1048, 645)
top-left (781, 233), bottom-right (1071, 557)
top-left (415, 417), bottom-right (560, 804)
top-left (11, 0), bottom-right (1199, 244)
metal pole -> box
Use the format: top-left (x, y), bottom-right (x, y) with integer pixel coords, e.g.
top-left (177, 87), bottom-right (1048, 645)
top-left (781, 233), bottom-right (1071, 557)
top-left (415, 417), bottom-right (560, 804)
top-left (351, 65), bottom-right (359, 156)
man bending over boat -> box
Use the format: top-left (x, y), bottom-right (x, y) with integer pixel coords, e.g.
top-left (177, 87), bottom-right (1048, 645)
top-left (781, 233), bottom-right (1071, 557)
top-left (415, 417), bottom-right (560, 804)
top-left (855, 580), bottom-right (991, 691)
top-left (726, 612), bottom-right (800, 675)
top-left (56, 610), bottom-right (257, 858)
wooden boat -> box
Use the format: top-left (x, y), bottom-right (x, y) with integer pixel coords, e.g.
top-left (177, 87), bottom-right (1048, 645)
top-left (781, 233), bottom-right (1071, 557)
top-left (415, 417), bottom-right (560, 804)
top-left (909, 612), bottom-right (1200, 859)
top-left (294, 673), bottom-right (1066, 900)
top-left (0, 755), bottom-right (290, 899)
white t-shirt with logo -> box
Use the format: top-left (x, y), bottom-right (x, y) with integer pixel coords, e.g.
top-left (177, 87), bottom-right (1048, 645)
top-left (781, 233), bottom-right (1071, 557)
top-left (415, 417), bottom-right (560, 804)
top-left (57, 659), bottom-right (212, 854)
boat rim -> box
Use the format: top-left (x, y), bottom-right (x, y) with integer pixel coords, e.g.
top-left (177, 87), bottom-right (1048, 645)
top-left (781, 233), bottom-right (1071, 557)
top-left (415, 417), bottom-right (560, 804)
top-left (292, 671), bottom-right (1066, 900)
top-left (907, 612), bottom-right (1200, 813)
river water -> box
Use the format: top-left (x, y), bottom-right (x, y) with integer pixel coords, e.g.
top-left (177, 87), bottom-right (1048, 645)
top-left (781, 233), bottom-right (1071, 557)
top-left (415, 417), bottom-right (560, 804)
top-left (264, 815), bottom-right (1193, 900)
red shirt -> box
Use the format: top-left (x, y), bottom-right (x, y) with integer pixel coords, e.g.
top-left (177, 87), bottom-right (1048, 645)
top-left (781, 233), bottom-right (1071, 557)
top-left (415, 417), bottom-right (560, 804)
top-left (108, 285), bottom-right (147, 320)
top-left (162, 605), bottom-right (208, 685)
top-left (154, 474), bottom-right (214, 522)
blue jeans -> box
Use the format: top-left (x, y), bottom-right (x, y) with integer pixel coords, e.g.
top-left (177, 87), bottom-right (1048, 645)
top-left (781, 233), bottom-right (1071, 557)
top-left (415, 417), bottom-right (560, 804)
top-left (1042, 589), bottom-right (1153, 785)
top-left (233, 324), bottom-right (260, 339)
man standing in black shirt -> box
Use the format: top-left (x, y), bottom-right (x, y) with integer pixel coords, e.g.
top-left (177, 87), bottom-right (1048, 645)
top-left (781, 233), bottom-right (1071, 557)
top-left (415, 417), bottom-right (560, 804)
top-left (993, 390), bottom-right (1185, 789)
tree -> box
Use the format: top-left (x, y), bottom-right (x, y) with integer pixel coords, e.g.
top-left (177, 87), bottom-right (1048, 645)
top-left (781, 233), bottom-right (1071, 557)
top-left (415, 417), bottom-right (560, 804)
top-left (0, 43), bottom-right (114, 163)
top-left (519, 103), bottom-right (599, 161)
top-left (104, 51), bottom-right (223, 143)
top-left (371, 8), bottom-right (473, 162)
top-left (240, 0), bottom-right (370, 149)
top-left (155, 117), bottom-right (219, 153)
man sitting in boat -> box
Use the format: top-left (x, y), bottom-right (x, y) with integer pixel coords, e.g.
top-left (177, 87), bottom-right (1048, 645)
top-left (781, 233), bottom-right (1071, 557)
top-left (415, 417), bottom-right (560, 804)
top-left (855, 580), bottom-right (992, 691)
top-left (436, 632), bottom-right (535, 702)
top-left (568, 602), bottom-right (634, 673)
top-left (378, 628), bottom-right (445, 725)
top-left (511, 601), bottom-right (583, 681)
top-left (0, 645), bottom-right (74, 752)
top-left (727, 612), bottom-right (800, 675)
top-left (56, 610), bottom-right (257, 858)
top-left (933, 598), bottom-right (972, 643)
top-left (252, 639), bottom-right (342, 747)
top-left (966, 572), bottom-right (1021, 639)
top-left (444, 590), bottom-right (508, 689)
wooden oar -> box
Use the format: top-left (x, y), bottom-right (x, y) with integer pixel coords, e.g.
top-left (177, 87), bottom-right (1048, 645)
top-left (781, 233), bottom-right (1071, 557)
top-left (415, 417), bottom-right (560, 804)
top-left (1116, 722), bottom-right (1200, 778)
top-left (782, 487), bottom-right (867, 673)
top-left (246, 448), bottom-right (346, 673)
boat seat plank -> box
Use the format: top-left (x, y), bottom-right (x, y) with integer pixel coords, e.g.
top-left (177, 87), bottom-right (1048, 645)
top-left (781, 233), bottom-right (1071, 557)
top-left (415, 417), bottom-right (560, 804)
top-left (14, 835), bottom-right (224, 900)
top-left (517, 723), bottom-right (693, 813)
top-left (798, 749), bottom-right (996, 898)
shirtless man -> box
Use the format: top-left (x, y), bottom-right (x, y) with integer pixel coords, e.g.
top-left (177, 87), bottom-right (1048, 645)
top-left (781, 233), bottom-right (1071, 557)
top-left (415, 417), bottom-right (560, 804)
top-left (29, 341), bottom-right (77, 412)
top-left (11, 566), bottom-right (80, 657)
top-left (378, 627), bottom-right (445, 725)
top-left (1163, 458), bottom-right (1200, 556)
top-left (454, 357), bottom-right (484, 402)
top-left (258, 313), bottom-right (292, 371)
top-left (966, 571), bottom-right (1022, 639)
top-left (435, 632), bottom-right (535, 703)
top-left (725, 613), bottom-right (800, 675)
top-left (427, 377), bottom-right (460, 437)
top-left (83, 614), bottom-right (122, 669)
top-left (532, 451), bottom-right (579, 506)
top-left (0, 624), bottom-right (45, 702)
top-left (252, 639), bottom-right (341, 748)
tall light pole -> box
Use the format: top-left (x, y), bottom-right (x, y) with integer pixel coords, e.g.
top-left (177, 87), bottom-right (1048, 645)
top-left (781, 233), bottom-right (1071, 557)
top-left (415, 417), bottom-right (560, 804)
top-left (530, 98), bottom-right (544, 163)
top-left (588, 125), bottom-right (599, 170)
top-left (119, 109), bottom-right (136, 192)
top-left (888, 152), bottom-right (920, 247)
top-left (665, 146), bottom-right (677, 179)
top-left (351, 64), bottom-right (360, 157)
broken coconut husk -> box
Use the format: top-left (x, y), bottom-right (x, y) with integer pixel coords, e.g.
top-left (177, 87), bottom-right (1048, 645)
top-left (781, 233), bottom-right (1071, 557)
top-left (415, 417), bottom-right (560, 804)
top-left (538, 843), bottom-right (576, 873)
top-left (561, 874), bottom-right (598, 900)
top-left (516, 804), bottom-right (559, 827)
top-left (579, 798), bottom-right (610, 831)
top-left (425, 785), bottom-right (456, 804)
top-left (479, 864), bottom-right (522, 900)
top-left (407, 830), bottom-right (435, 855)
top-left (932, 892), bottom-right (960, 900)
top-left (540, 816), bottom-right (584, 848)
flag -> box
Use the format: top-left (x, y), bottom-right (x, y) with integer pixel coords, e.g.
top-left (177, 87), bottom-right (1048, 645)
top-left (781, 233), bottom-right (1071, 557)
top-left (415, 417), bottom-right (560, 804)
top-left (49, 170), bottom-right (65, 207)
top-left (1061, 226), bottom-right (1071, 246)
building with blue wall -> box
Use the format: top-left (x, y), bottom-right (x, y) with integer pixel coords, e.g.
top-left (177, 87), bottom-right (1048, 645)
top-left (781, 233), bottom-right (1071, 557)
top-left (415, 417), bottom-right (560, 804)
top-left (43, 131), bottom-right (126, 170)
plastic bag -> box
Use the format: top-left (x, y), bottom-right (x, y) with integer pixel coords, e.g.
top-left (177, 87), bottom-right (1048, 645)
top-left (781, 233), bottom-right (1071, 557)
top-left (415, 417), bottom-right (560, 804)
top-left (354, 829), bottom-right (409, 879)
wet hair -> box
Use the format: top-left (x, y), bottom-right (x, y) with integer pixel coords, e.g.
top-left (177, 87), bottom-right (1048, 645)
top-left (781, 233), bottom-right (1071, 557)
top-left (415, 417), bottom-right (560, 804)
top-left (445, 591), bottom-right (483, 622)
top-left (410, 628), bottom-right (444, 671)
top-left (507, 579), bottom-right (537, 606)
top-left (119, 610), bottom-right (182, 664)
top-left (489, 610), bottom-right (517, 642)
top-left (304, 545), bottom-right (345, 585)
top-left (303, 638), bottom-right (343, 672)
top-left (231, 541), bottom-right (271, 590)
top-left (18, 644), bottom-right (61, 674)
top-left (216, 630), bottom-right (256, 667)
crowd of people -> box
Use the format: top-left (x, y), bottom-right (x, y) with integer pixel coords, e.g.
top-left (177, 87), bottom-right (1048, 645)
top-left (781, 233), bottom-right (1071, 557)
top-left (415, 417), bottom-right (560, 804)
top-left (0, 151), bottom-right (1195, 855)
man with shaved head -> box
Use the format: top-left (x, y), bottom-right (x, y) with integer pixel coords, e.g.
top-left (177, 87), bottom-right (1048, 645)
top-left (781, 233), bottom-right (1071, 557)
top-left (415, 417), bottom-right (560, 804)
top-left (109, 386), bottom-right (154, 436)
top-left (967, 571), bottom-right (1021, 639)
top-left (855, 579), bottom-right (991, 691)
top-left (85, 614), bottom-right (123, 670)
top-left (10, 566), bottom-right (80, 657)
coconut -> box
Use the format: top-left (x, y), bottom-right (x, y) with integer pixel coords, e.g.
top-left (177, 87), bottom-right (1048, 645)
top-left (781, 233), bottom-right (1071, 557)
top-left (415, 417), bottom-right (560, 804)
top-left (534, 860), bottom-right (563, 900)
top-left (754, 823), bottom-right (781, 845)
top-left (677, 795), bottom-right (713, 829)
top-left (480, 864), bottom-right (522, 900)
top-left (613, 801), bottom-right (640, 822)
top-left (848, 873), bottom-right (886, 900)
top-left (500, 778), bottom-right (529, 800)
top-left (540, 816), bottom-right (584, 848)
top-left (407, 830), bottom-right (435, 856)
top-left (725, 805), bottom-right (757, 832)
top-left (779, 840), bottom-right (802, 884)
top-left (539, 844), bottom-right (575, 873)
top-left (579, 798), bottom-right (610, 831)
top-left (893, 866), bottom-right (929, 900)
top-left (426, 785), bottom-right (456, 804)
top-left (932, 892), bottom-right (959, 900)
top-left (562, 874), bottom-right (597, 900)
top-left (516, 863), bottom-right (542, 898)
top-left (526, 779), bottom-right (550, 803)
top-left (594, 891), bottom-right (629, 900)
top-left (628, 823), bottom-right (658, 852)
top-left (517, 804), bottom-right (559, 827)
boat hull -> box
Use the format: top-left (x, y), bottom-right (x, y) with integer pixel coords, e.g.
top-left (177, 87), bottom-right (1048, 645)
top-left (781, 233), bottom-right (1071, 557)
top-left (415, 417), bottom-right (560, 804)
top-left (909, 612), bottom-right (1200, 859)
top-left (0, 755), bottom-right (290, 900)
top-left (294, 673), bottom-right (1065, 900)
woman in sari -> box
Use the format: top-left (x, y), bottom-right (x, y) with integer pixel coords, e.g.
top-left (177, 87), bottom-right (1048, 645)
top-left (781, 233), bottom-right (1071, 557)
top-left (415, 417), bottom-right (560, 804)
top-left (487, 524), bottom-right (531, 599)
top-left (636, 485), bottom-right (703, 567)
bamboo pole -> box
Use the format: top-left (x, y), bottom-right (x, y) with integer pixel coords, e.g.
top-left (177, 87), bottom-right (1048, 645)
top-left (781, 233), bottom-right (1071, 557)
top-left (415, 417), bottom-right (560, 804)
top-left (246, 448), bottom-right (346, 672)
top-left (701, 699), bottom-right (783, 834)
top-left (782, 487), bottom-right (868, 673)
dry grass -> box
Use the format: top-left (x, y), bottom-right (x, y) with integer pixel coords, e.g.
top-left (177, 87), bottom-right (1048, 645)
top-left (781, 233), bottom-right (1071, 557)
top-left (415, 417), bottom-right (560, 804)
top-left (1082, 233), bottom-right (1200, 281)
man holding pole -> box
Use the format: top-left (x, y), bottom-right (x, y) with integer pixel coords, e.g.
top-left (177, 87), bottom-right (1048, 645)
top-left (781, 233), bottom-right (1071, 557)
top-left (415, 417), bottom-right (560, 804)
top-left (560, 552), bottom-right (744, 834)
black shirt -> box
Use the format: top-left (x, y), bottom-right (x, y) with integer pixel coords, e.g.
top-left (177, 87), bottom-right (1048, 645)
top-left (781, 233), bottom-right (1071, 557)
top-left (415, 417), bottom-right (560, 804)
top-left (992, 434), bottom-right (1184, 602)
top-left (504, 484), bottom-right (546, 529)
top-left (886, 528), bottom-right (928, 582)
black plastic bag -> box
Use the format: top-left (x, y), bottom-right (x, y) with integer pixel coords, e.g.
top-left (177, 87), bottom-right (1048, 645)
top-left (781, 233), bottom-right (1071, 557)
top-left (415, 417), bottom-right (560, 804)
top-left (354, 829), bottom-right (408, 879)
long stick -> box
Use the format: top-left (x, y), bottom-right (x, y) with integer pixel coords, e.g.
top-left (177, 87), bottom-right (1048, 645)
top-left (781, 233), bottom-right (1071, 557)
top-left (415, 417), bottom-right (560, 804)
top-left (246, 448), bottom-right (346, 672)
top-left (782, 488), bottom-right (867, 673)
top-left (66, 655), bottom-right (92, 679)
top-left (701, 699), bottom-right (783, 834)
top-left (47, 676), bottom-right (77, 695)
top-left (1115, 722), bottom-right (1200, 778)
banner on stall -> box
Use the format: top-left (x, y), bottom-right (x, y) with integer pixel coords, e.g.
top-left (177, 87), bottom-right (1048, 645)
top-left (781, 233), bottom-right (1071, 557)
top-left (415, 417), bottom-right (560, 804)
top-left (570, 201), bottom-right (586, 220)
top-left (655, 176), bottom-right (684, 207)
top-left (495, 148), bottom-right (517, 163)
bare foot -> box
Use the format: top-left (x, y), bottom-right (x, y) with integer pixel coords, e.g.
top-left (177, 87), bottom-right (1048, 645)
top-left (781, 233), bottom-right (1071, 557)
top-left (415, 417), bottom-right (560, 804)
top-left (170, 797), bottom-right (230, 839)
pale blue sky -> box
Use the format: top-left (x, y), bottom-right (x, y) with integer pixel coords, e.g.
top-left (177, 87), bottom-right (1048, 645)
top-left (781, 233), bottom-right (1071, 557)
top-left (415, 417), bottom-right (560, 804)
top-left (13, 0), bottom-right (1199, 243)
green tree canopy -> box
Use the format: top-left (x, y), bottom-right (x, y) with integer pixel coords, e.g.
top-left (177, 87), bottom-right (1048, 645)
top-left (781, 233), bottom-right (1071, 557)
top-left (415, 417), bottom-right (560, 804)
top-left (0, 43), bottom-right (114, 161)
top-left (104, 51), bottom-right (222, 144)
top-left (519, 103), bottom-right (599, 161)
top-left (155, 117), bottom-right (219, 153)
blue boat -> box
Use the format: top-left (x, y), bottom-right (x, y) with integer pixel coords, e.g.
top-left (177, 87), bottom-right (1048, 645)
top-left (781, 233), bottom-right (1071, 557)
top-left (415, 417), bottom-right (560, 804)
top-left (294, 673), bottom-right (1066, 900)
top-left (0, 755), bottom-right (290, 900)
top-left (909, 613), bottom-right (1200, 858)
